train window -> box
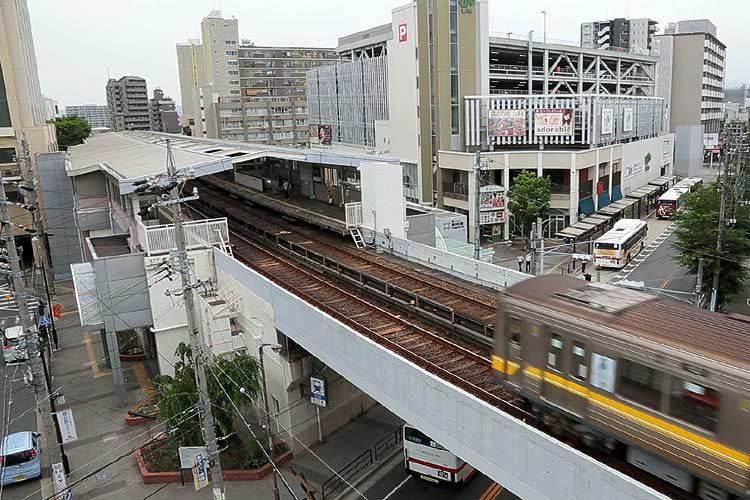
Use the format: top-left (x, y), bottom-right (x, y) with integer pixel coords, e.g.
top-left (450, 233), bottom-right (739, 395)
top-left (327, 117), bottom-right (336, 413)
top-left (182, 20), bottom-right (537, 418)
top-left (618, 359), bottom-right (664, 411)
top-left (508, 317), bottom-right (522, 346)
top-left (668, 377), bottom-right (720, 432)
top-left (547, 334), bottom-right (563, 370)
top-left (572, 342), bottom-right (587, 381)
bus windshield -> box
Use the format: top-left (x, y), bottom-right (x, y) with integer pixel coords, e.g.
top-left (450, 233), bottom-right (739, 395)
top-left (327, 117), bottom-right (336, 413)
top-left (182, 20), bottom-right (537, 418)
top-left (594, 242), bottom-right (618, 250)
top-left (404, 426), bottom-right (447, 450)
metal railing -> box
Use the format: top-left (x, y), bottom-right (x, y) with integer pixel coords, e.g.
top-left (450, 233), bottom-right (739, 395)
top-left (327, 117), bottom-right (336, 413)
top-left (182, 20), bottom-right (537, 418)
top-left (135, 217), bottom-right (229, 255)
top-left (320, 427), bottom-right (402, 499)
top-left (345, 202), bottom-right (363, 229)
top-left (443, 182), bottom-right (469, 201)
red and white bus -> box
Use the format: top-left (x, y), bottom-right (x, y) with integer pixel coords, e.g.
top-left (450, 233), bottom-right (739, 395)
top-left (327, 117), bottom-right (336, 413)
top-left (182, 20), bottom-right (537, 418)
top-left (656, 177), bottom-right (703, 219)
top-left (403, 424), bottom-right (476, 485)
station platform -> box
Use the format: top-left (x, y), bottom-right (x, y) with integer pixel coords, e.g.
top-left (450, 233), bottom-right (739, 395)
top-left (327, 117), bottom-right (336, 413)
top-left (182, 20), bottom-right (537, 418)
top-left (200, 175), bottom-right (349, 236)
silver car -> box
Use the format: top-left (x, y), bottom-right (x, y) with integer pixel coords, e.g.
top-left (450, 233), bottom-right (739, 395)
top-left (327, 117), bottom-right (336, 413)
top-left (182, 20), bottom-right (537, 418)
top-left (2, 326), bottom-right (27, 363)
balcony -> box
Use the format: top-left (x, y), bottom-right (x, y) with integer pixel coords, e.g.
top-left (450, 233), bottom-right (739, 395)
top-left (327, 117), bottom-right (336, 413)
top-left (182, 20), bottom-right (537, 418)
top-left (442, 182), bottom-right (469, 201)
top-left (135, 218), bottom-right (230, 256)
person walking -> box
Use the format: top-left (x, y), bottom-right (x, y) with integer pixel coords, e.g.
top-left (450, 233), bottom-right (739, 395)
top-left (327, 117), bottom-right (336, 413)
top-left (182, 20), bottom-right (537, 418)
top-left (525, 253), bottom-right (532, 273)
top-left (282, 180), bottom-right (291, 200)
top-left (516, 255), bottom-right (524, 272)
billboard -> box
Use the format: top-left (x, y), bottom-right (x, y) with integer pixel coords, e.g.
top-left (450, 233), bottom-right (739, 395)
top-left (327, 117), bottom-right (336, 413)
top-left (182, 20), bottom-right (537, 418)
top-left (534, 108), bottom-right (574, 136)
top-left (623, 108), bottom-right (634, 132)
top-left (488, 109), bottom-right (526, 137)
top-left (479, 185), bottom-right (505, 211)
top-left (601, 108), bottom-right (614, 135)
top-left (310, 125), bottom-right (332, 145)
top-left (480, 210), bottom-right (505, 225)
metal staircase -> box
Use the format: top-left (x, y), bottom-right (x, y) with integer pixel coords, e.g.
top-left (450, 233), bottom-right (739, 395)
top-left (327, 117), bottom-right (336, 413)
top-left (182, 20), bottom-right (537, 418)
top-left (349, 227), bottom-right (367, 249)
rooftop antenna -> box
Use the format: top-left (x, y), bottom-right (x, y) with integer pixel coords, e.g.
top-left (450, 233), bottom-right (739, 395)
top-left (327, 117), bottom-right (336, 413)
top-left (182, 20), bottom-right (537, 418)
top-left (106, 66), bottom-right (111, 80)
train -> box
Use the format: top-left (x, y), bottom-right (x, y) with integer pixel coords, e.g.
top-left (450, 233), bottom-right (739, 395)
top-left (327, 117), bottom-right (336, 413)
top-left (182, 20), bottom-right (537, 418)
top-left (492, 275), bottom-right (750, 500)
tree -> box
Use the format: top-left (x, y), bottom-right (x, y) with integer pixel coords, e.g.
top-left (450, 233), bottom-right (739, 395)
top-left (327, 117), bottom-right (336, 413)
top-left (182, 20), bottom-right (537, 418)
top-left (48, 116), bottom-right (91, 150)
top-left (507, 170), bottom-right (551, 237)
top-left (153, 343), bottom-right (262, 447)
top-left (673, 181), bottom-right (750, 308)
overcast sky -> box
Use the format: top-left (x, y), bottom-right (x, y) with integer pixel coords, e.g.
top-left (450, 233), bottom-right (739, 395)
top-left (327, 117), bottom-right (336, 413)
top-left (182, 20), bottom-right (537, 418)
top-left (28, 0), bottom-right (747, 109)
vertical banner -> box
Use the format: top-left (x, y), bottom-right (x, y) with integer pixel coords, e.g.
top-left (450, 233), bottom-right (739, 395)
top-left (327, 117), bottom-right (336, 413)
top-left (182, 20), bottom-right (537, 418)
top-left (623, 108), bottom-right (634, 132)
top-left (601, 108), bottom-right (614, 135)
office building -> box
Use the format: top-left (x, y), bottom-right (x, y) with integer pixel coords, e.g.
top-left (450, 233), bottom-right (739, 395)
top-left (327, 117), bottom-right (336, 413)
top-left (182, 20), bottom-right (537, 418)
top-left (655, 19), bottom-right (725, 148)
top-left (581, 18), bottom-right (658, 53)
top-left (42, 96), bottom-right (59, 120)
top-left (106, 76), bottom-right (151, 131)
top-left (65, 104), bottom-right (112, 129)
top-left (149, 88), bottom-right (180, 133)
top-left (177, 12), bottom-right (337, 145)
top-left (0, 0), bottom-right (57, 173)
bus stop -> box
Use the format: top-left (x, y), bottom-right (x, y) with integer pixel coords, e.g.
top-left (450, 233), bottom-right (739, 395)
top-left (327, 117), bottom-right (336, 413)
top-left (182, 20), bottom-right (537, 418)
top-left (596, 196), bottom-right (640, 222)
top-left (626, 184), bottom-right (661, 218)
top-left (556, 214), bottom-right (612, 255)
top-left (648, 175), bottom-right (677, 197)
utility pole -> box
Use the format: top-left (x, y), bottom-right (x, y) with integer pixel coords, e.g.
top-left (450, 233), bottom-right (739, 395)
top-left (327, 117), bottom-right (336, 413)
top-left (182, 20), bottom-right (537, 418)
top-left (157, 140), bottom-right (226, 500)
top-left (695, 258), bottom-right (706, 309)
top-left (0, 173), bottom-right (63, 479)
top-left (530, 221), bottom-right (538, 276)
top-left (710, 148), bottom-right (730, 312)
top-left (473, 151), bottom-right (482, 261)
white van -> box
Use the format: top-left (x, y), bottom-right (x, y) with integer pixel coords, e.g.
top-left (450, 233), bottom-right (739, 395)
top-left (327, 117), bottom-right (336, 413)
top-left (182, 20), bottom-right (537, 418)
top-left (2, 326), bottom-right (26, 363)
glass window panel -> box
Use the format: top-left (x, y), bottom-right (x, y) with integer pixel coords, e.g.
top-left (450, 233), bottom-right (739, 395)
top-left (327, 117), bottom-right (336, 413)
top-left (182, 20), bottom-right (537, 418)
top-left (668, 376), bottom-right (719, 432)
top-left (618, 359), bottom-right (663, 411)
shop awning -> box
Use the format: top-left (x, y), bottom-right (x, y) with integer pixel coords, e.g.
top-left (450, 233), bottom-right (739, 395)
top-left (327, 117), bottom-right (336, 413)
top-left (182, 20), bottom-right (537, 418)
top-left (648, 175), bottom-right (677, 189)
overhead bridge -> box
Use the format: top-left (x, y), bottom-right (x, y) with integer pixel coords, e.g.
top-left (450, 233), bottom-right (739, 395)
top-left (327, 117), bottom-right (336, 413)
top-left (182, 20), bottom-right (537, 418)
top-left (213, 249), bottom-right (669, 500)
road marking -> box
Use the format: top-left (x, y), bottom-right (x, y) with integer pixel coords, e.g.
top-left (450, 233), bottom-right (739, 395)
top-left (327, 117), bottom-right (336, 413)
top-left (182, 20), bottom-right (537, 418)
top-left (480, 482), bottom-right (504, 500)
top-left (132, 362), bottom-right (155, 396)
top-left (660, 265), bottom-right (681, 290)
top-left (83, 332), bottom-right (110, 378)
top-left (102, 434), bottom-right (119, 443)
top-left (614, 222), bottom-right (676, 283)
top-left (382, 475), bottom-right (411, 500)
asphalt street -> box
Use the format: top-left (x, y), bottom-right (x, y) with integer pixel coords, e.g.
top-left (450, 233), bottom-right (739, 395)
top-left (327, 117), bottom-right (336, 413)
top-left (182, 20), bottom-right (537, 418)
top-left (0, 355), bottom-right (41, 500)
top-left (362, 458), bottom-right (520, 500)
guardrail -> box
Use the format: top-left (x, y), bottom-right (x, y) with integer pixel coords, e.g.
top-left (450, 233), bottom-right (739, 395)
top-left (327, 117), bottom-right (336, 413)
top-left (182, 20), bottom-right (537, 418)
top-left (135, 218), bottom-right (229, 255)
top-left (320, 427), bottom-right (403, 499)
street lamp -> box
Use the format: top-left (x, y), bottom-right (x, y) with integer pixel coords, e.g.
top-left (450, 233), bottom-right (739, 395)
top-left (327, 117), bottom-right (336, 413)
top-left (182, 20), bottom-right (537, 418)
top-left (259, 342), bottom-right (283, 500)
top-left (541, 10), bottom-right (547, 44)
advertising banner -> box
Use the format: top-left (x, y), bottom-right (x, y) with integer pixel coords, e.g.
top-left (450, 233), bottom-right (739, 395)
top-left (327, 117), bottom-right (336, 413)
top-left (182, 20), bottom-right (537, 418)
top-left (662, 138), bottom-right (671, 164)
top-left (318, 125), bottom-right (332, 145)
top-left (601, 108), bottom-right (614, 135)
top-left (488, 109), bottom-right (526, 137)
top-left (623, 108), bottom-right (634, 132)
top-left (479, 210), bottom-right (505, 225)
top-left (479, 185), bottom-right (505, 211)
top-left (534, 108), bottom-right (574, 136)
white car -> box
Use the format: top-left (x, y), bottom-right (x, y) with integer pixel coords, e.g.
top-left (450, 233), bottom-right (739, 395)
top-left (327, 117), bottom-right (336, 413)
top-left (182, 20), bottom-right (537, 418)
top-left (2, 326), bottom-right (27, 363)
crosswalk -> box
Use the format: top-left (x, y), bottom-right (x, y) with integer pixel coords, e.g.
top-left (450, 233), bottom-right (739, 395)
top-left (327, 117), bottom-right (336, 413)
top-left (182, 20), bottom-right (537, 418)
top-left (612, 222), bottom-right (677, 283)
top-left (0, 284), bottom-right (40, 316)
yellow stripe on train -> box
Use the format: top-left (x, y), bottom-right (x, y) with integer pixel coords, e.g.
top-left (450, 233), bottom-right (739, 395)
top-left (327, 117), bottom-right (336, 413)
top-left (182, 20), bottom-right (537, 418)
top-left (490, 355), bottom-right (750, 469)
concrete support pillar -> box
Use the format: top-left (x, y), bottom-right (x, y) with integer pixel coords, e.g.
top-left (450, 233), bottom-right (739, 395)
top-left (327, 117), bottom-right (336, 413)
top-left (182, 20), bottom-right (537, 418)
top-left (593, 149), bottom-right (600, 211)
top-left (543, 49), bottom-right (549, 96)
top-left (609, 148), bottom-right (614, 196)
top-left (537, 152), bottom-right (543, 178)
top-left (569, 153), bottom-right (579, 225)
top-left (468, 171), bottom-right (477, 244)
top-left (578, 54), bottom-right (584, 93)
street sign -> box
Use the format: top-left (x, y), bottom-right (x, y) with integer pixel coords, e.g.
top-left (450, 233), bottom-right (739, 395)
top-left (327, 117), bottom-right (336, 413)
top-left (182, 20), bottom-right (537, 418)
top-left (51, 462), bottom-right (67, 500)
top-left (39, 314), bottom-right (51, 327)
top-left (192, 453), bottom-right (209, 491)
top-left (309, 376), bottom-right (327, 407)
top-left (57, 409), bottom-right (78, 444)
top-left (178, 446), bottom-right (208, 469)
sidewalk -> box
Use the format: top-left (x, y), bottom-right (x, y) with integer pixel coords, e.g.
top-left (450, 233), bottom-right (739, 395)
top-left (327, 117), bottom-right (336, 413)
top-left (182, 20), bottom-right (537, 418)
top-left (47, 282), bottom-right (404, 500)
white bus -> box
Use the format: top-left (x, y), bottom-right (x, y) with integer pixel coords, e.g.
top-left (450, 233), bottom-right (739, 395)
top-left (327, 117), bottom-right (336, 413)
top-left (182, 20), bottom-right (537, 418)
top-left (656, 177), bottom-right (703, 219)
top-left (593, 219), bottom-right (648, 268)
top-left (403, 425), bottom-right (476, 485)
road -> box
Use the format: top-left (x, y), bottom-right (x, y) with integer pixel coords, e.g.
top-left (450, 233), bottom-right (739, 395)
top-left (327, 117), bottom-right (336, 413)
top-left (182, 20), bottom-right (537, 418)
top-left (0, 356), bottom-right (41, 500)
top-left (362, 459), bottom-right (519, 500)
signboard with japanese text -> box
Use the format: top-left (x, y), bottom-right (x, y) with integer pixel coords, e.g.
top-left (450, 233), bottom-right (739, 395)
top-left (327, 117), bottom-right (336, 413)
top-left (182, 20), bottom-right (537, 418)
top-left (310, 376), bottom-right (328, 407)
top-left (534, 108), bottom-right (574, 136)
top-left (57, 409), bottom-right (78, 444)
top-left (192, 453), bottom-right (209, 491)
top-left (601, 108), bottom-right (614, 135)
top-left (179, 446), bottom-right (208, 469)
top-left (488, 109), bottom-right (526, 137)
top-left (479, 185), bottom-right (505, 211)
top-left (479, 210), bottom-right (505, 225)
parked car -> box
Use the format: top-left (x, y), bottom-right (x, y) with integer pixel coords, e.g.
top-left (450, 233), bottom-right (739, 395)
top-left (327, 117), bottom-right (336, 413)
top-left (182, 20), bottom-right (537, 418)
top-left (2, 326), bottom-right (26, 364)
top-left (0, 431), bottom-right (41, 485)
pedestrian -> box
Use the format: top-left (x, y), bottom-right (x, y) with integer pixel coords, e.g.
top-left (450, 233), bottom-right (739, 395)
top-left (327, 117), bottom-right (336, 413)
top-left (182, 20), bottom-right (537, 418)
top-left (525, 253), bottom-right (531, 273)
top-left (516, 255), bottom-right (524, 272)
top-left (581, 260), bottom-right (587, 274)
top-left (282, 180), bottom-right (291, 200)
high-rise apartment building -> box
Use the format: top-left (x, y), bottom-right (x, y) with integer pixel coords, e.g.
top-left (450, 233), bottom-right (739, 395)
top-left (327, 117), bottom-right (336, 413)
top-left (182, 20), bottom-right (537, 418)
top-left (149, 88), bottom-right (179, 133)
top-left (655, 19), bottom-right (725, 148)
top-left (0, 0), bottom-right (57, 172)
top-left (177, 12), bottom-right (336, 145)
top-left (581, 18), bottom-right (658, 53)
top-left (65, 104), bottom-right (111, 129)
top-left (105, 76), bottom-right (151, 131)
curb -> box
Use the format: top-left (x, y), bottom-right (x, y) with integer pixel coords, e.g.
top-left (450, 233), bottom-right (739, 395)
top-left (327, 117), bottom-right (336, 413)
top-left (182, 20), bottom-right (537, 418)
top-left (36, 410), bottom-right (56, 499)
top-left (331, 445), bottom-right (403, 500)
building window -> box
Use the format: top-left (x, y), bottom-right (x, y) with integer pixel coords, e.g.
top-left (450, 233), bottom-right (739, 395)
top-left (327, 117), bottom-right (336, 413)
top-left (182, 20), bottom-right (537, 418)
top-left (0, 62), bottom-right (11, 128)
top-left (227, 70), bottom-right (239, 76)
top-left (618, 359), bottom-right (663, 411)
top-left (226, 50), bottom-right (238, 56)
top-left (0, 148), bottom-right (15, 164)
top-left (227, 60), bottom-right (239, 66)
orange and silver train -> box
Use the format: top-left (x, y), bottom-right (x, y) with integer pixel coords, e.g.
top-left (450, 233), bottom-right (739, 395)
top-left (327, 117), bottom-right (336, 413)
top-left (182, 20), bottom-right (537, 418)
top-left (493, 275), bottom-right (750, 500)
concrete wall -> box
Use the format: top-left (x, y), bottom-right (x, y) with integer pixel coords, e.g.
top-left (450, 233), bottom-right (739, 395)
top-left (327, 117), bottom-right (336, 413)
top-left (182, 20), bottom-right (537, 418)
top-left (360, 161), bottom-right (407, 239)
top-left (674, 125), bottom-right (704, 177)
top-left (621, 134), bottom-right (674, 195)
top-left (213, 248), bottom-right (668, 500)
top-left (406, 212), bottom-right (436, 246)
top-left (669, 34), bottom-right (704, 128)
top-left (37, 152), bottom-right (81, 280)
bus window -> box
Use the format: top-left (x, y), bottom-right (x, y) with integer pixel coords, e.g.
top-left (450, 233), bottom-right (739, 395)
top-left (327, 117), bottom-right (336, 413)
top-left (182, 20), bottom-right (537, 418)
top-left (548, 334), bottom-right (563, 370)
top-left (572, 342), bottom-right (587, 381)
top-left (668, 377), bottom-right (719, 432)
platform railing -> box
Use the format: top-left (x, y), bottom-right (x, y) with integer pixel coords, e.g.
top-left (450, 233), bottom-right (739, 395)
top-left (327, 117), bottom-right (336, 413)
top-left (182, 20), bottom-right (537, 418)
top-left (345, 202), bottom-right (363, 229)
top-left (136, 218), bottom-right (230, 256)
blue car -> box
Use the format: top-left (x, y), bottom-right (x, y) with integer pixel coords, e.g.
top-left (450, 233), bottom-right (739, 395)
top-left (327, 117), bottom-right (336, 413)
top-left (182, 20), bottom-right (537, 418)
top-left (0, 432), bottom-right (41, 485)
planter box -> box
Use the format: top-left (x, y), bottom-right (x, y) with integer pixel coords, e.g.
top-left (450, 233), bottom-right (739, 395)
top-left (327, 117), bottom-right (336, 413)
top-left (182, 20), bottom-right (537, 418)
top-left (135, 447), bottom-right (293, 484)
top-left (125, 396), bottom-right (159, 426)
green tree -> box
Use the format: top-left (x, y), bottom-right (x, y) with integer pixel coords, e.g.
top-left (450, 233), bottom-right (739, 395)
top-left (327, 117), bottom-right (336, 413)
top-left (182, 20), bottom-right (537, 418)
top-left (507, 170), bottom-right (551, 237)
top-left (48, 116), bottom-right (91, 150)
top-left (673, 181), bottom-right (750, 308)
top-left (153, 343), bottom-right (262, 447)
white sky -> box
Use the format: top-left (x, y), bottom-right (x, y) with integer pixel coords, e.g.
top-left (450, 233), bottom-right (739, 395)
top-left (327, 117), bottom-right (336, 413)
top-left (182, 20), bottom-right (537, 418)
top-left (28, 0), bottom-right (747, 108)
